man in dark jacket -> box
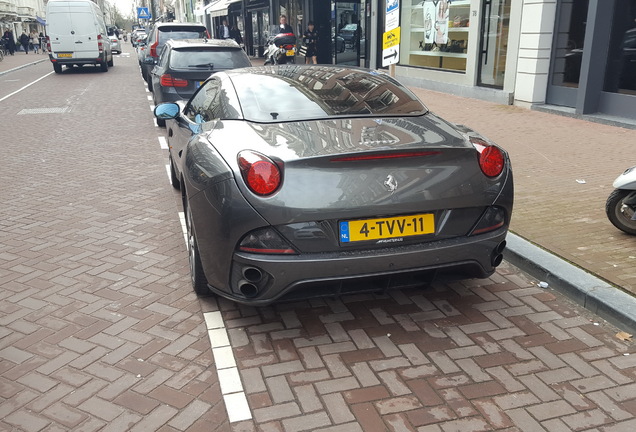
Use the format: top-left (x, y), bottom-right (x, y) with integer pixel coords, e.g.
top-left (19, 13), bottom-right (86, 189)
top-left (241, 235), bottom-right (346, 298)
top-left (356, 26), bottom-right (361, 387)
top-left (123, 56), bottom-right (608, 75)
top-left (278, 15), bottom-right (293, 34)
top-left (19, 31), bottom-right (29, 54)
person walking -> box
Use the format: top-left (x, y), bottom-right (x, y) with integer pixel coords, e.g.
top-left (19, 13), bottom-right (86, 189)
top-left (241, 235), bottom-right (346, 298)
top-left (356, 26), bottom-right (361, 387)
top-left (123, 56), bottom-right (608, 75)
top-left (217, 19), bottom-right (230, 40)
top-left (19, 31), bottom-right (29, 54)
top-left (230, 24), bottom-right (243, 46)
top-left (30, 31), bottom-right (39, 54)
top-left (303, 21), bottom-right (318, 64)
top-left (3, 30), bottom-right (16, 55)
top-left (39, 32), bottom-right (46, 54)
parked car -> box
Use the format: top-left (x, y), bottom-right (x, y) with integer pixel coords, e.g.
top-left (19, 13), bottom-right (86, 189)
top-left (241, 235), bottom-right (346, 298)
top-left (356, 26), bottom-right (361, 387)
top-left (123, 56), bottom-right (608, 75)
top-left (136, 36), bottom-right (148, 65)
top-left (131, 29), bottom-right (146, 47)
top-left (150, 38), bottom-right (251, 126)
top-left (153, 65), bottom-right (514, 305)
top-left (338, 23), bottom-right (359, 46)
top-left (45, 0), bottom-right (113, 73)
top-left (109, 35), bottom-right (121, 54)
top-left (140, 22), bottom-right (208, 89)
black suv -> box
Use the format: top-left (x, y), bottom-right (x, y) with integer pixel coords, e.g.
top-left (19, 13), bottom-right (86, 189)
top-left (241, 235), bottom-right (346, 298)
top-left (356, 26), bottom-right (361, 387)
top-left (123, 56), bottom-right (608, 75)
top-left (150, 39), bottom-right (252, 126)
top-left (141, 22), bottom-right (208, 88)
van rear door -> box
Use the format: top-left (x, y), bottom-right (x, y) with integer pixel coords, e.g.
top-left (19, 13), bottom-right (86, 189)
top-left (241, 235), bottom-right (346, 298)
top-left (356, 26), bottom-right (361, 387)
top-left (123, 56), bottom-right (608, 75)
top-left (48, 2), bottom-right (100, 58)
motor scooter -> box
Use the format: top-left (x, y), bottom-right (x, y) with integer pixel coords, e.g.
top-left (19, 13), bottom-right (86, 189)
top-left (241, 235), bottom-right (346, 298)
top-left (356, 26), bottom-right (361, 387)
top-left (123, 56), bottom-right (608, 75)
top-left (264, 27), bottom-right (296, 65)
top-left (606, 166), bottom-right (636, 235)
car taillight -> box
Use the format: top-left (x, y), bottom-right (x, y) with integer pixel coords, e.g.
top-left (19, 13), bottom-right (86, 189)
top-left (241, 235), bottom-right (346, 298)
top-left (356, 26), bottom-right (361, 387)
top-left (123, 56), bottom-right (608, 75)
top-left (471, 137), bottom-right (505, 178)
top-left (470, 206), bottom-right (506, 235)
top-left (238, 151), bottom-right (282, 196)
top-left (238, 228), bottom-right (296, 254)
top-left (97, 34), bottom-right (103, 53)
top-left (46, 36), bottom-right (51, 52)
top-left (150, 41), bottom-right (158, 57)
top-left (160, 74), bottom-right (188, 87)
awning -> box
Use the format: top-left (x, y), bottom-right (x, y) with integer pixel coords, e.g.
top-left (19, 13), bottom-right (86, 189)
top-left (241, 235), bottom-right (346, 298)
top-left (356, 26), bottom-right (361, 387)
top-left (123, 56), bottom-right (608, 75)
top-left (36, 16), bottom-right (46, 25)
top-left (206, 0), bottom-right (241, 18)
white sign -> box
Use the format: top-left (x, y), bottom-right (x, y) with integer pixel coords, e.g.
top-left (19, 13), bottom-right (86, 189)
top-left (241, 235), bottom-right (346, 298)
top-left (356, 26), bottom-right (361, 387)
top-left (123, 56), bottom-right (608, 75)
top-left (385, 0), bottom-right (399, 31)
top-left (382, 45), bottom-right (399, 67)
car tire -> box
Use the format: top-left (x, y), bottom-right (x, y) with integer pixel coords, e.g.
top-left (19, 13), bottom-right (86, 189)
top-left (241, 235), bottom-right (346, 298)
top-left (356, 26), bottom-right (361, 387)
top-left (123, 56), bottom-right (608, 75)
top-left (606, 189), bottom-right (636, 235)
top-left (147, 78), bottom-right (152, 92)
top-left (107, 55), bottom-right (114, 67)
top-left (185, 201), bottom-right (210, 296)
top-left (100, 60), bottom-right (108, 72)
top-left (53, 63), bottom-right (62, 74)
top-left (169, 153), bottom-right (180, 189)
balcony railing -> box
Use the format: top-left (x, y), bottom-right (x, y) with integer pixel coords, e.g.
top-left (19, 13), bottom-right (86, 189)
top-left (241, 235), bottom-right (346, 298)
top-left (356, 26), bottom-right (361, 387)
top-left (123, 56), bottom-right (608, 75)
top-left (0, 1), bottom-right (18, 16)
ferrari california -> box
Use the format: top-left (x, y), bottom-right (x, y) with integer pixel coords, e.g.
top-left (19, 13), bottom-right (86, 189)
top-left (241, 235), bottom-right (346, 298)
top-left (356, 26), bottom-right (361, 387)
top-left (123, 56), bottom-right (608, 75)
top-left (154, 65), bottom-right (513, 305)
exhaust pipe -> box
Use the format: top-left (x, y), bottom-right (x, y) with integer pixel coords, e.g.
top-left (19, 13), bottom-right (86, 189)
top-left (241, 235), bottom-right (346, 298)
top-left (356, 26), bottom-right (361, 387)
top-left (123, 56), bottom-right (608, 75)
top-left (242, 267), bottom-right (263, 283)
top-left (491, 240), bottom-right (507, 267)
top-left (238, 280), bottom-right (259, 298)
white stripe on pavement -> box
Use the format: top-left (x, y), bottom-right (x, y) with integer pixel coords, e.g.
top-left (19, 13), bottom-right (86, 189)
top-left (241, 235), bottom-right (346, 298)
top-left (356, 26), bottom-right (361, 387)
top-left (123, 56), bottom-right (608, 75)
top-left (0, 71), bottom-right (55, 103)
top-left (159, 136), bottom-right (168, 150)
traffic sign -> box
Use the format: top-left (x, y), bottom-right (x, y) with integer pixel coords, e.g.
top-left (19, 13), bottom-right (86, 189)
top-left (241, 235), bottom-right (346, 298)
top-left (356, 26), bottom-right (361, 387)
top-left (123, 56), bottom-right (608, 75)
top-left (383, 27), bottom-right (400, 50)
top-left (137, 7), bottom-right (151, 20)
top-left (385, 0), bottom-right (399, 31)
top-left (382, 45), bottom-right (400, 67)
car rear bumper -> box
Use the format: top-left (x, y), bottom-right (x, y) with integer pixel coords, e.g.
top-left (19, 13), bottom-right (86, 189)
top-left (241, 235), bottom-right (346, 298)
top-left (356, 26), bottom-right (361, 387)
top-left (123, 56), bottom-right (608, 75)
top-left (213, 229), bottom-right (508, 305)
top-left (50, 56), bottom-right (104, 66)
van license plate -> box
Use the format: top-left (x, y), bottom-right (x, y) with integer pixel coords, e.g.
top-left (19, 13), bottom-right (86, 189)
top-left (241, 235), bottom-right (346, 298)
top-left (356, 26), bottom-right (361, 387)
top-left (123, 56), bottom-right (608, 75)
top-left (57, 53), bottom-right (72, 58)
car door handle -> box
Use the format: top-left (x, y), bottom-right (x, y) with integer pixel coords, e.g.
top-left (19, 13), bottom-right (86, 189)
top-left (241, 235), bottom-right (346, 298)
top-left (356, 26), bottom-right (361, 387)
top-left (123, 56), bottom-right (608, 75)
top-left (75, 41), bottom-right (83, 43)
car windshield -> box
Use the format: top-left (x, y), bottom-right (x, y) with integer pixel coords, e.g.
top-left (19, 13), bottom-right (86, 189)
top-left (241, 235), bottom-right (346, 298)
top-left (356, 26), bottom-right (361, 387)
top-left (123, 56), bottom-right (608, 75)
top-left (231, 67), bottom-right (427, 123)
top-left (170, 48), bottom-right (251, 70)
top-left (159, 28), bottom-right (206, 44)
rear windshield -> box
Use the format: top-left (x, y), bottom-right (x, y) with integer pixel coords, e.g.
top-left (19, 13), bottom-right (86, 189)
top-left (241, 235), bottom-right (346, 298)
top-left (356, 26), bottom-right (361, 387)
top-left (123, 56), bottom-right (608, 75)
top-left (170, 48), bottom-right (251, 70)
top-left (231, 68), bottom-right (427, 123)
top-left (158, 28), bottom-right (206, 44)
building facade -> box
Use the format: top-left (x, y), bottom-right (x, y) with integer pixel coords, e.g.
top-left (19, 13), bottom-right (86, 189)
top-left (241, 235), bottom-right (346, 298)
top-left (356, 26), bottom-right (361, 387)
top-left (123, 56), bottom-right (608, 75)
top-left (1, 0), bottom-right (47, 41)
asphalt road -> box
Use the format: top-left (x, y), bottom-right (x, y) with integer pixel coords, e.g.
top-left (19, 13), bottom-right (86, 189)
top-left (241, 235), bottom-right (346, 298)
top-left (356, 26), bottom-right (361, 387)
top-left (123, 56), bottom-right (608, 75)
top-left (1, 47), bottom-right (635, 432)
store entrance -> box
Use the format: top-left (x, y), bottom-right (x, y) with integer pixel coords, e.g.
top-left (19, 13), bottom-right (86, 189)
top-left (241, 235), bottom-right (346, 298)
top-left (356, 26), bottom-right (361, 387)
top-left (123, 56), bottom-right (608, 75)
top-left (332, 0), bottom-right (365, 65)
top-left (546, 0), bottom-right (590, 107)
top-left (249, 8), bottom-right (270, 58)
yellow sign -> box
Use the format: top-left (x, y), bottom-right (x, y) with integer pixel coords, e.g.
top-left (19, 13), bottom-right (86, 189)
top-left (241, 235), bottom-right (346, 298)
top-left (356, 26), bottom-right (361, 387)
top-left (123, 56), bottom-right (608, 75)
top-left (383, 27), bottom-right (400, 50)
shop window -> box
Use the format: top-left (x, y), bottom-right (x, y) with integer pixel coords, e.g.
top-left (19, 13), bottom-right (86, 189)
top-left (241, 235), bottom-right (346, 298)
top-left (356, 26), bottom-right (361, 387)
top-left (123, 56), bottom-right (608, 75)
top-left (604, 0), bottom-right (636, 95)
top-left (551, 0), bottom-right (589, 88)
top-left (401, 0), bottom-right (470, 72)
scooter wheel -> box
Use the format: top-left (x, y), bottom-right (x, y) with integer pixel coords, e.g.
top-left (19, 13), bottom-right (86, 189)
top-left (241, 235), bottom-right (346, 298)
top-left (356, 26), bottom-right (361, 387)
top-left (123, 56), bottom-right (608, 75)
top-left (606, 189), bottom-right (636, 235)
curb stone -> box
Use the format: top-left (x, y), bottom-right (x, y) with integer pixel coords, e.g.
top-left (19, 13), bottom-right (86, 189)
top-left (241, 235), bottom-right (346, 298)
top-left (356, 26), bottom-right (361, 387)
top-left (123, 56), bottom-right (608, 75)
top-left (0, 58), bottom-right (47, 77)
top-left (505, 232), bottom-right (636, 334)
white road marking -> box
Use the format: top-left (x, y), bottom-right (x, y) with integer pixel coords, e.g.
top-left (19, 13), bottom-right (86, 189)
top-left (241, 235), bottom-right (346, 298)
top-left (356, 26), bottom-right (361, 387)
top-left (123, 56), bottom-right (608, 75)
top-left (147, 95), bottom-right (152, 101)
top-left (158, 136), bottom-right (168, 150)
top-left (0, 71), bottom-right (55, 103)
top-left (176, 213), bottom-right (252, 423)
top-left (149, 104), bottom-right (154, 111)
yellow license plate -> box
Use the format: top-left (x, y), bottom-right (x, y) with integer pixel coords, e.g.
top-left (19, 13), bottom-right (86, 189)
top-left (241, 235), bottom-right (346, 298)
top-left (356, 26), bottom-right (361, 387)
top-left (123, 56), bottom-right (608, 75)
top-left (286, 49), bottom-right (295, 56)
top-left (339, 213), bottom-right (435, 243)
top-left (57, 53), bottom-right (72, 58)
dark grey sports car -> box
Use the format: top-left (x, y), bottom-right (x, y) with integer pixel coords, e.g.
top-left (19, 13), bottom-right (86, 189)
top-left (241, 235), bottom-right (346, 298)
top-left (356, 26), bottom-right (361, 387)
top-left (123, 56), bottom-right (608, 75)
top-left (155, 65), bottom-right (513, 305)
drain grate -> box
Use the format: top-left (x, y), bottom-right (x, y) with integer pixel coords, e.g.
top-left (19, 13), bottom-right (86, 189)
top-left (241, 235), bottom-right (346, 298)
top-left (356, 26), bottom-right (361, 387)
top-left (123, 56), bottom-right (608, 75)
top-left (18, 107), bottom-right (69, 115)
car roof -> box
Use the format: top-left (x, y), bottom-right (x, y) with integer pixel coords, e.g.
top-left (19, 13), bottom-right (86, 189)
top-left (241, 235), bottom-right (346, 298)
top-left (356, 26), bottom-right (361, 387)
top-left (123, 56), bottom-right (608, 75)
top-left (166, 38), bottom-right (241, 49)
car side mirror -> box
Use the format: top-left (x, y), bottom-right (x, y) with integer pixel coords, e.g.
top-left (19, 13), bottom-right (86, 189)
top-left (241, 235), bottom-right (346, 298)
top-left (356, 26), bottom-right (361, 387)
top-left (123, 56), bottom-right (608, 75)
top-left (154, 103), bottom-right (180, 120)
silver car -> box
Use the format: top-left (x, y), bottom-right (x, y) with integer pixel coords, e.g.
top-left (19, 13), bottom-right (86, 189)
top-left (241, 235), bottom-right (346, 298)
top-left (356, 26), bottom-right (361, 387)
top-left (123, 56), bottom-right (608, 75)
top-left (109, 35), bottom-right (121, 54)
top-left (154, 65), bottom-right (514, 305)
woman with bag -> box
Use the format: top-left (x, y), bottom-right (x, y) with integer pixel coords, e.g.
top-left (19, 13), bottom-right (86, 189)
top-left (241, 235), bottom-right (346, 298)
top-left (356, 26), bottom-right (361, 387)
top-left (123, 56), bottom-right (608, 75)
top-left (302, 21), bottom-right (318, 64)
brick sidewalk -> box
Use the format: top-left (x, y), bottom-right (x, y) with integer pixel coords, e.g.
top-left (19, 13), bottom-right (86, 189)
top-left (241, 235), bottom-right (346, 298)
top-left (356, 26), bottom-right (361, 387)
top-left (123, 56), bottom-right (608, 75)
top-left (407, 87), bottom-right (636, 297)
top-left (0, 51), bottom-right (47, 74)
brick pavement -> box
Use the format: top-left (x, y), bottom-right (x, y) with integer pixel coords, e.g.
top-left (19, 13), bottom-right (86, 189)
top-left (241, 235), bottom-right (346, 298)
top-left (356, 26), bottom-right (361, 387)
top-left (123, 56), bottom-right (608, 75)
top-left (407, 87), bottom-right (636, 296)
top-left (223, 262), bottom-right (636, 432)
top-left (0, 51), bottom-right (47, 75)
top-left (0, 48), bottom-right (228, 431)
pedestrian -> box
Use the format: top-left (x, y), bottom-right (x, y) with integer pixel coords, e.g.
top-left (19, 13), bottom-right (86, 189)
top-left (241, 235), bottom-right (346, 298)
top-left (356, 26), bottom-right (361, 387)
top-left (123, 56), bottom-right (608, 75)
top-left (39, 32), bottom-right (46, 54)
top-left (30, 30), bottom-right (39, 54)
top-left (230, 24), bottom-right (242, 46)
top-left (217, 19), bottom-right (230, 40)
top-left (19, 31), bottom-right (29, 54)
top-left (278, 15), bottom-right (293, 34)
top-left (3, 30), bottom-right (16, 55)
top-left (303, 21), bottom-right (318, 64)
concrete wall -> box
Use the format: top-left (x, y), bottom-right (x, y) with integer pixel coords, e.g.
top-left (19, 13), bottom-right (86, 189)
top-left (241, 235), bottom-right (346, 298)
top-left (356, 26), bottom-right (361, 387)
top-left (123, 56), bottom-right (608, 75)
top-left (513, 0), bottom-right (557, 106)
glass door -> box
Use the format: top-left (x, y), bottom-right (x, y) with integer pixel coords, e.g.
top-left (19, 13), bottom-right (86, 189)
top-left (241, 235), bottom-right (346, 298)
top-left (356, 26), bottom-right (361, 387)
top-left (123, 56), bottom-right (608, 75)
top-left (333, 0), bottom-right (363, 65)
top-left (546, 0), bottom-right (590, 107)
top-left (477, 0), bottom-right (511, 88)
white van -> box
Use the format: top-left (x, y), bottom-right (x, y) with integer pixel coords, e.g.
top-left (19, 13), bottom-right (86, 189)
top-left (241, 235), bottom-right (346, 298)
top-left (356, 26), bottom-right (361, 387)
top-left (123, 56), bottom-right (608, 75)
top-left (45, 0), bottom-right (113, 73)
